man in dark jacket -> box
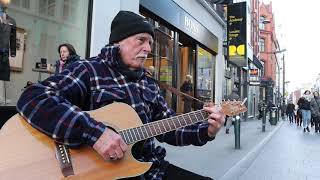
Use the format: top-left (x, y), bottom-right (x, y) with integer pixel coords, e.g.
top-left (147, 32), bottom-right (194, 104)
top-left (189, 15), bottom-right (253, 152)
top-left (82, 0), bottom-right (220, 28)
top-left (286, 101), bottom-right (295, 123)
top-left (17, 11), bottom-right (225, 180)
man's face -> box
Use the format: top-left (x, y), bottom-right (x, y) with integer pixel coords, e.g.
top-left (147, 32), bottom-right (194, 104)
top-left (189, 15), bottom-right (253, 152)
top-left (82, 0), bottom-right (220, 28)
top-left (117, 33), bottom-right (153, 70)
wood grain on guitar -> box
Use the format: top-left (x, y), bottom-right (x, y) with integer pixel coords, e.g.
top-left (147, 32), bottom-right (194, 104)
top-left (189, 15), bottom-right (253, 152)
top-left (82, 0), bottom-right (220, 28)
top-left (0, 101), bottom-right (247, 180)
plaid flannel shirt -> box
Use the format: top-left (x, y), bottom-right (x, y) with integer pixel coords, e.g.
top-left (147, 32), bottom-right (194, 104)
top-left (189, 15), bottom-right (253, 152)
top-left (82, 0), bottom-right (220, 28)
top-left (17, 45), bottom-right (214, 179)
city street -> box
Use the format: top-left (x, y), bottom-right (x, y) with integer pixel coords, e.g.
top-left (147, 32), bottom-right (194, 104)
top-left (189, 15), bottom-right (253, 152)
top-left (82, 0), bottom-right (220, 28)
top-left (161, 118), bottom-right (320, 180)
top-left (238, 121), bottom-right (320, 180)
top-left (160, 118), bottom-right (279, 179)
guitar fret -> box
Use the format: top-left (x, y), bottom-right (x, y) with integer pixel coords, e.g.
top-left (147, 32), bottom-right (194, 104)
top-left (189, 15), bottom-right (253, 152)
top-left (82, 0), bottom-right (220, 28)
top-left (149, 123), bottom-right (157, 136)
top-left (199, 110), bottom-right (206, 120)
top-left (137, 126), bottom-right (144, 140)
top-left (133, 127), bottom-right (141, 141)
top-left (153, 123), bottom-right (161, 135)
top-left (156, 122), bottom-right (163, 134)
top-left (168, 118), bottom-right (176, 129)
top-left (176, 116), bottom-right (183, 127)
top-left (123, 131), bottom-right (130, 144)
top-left (130, 128), bottom-right (138, 141)
top-left (186, 113), bottom-right (193, 124)
top-left (143, 125), bottom-right (151, 139)
top-left (182, 115), bottom-right (188, 126)
top-left (124, 129), bottom-right (133, 143)
top-left (164, 119), bottom-right (171, 132)
top-left (128, 129), bottom-right (135, 142)
top-left (189, 112), bottom-right (197, 124)
top-left (161, 120), bottom-right (167, 132)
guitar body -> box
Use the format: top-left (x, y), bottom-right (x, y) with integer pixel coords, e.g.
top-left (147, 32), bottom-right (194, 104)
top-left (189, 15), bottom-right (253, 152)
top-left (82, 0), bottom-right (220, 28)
top-left (0, 103), bottom-right (152, 180)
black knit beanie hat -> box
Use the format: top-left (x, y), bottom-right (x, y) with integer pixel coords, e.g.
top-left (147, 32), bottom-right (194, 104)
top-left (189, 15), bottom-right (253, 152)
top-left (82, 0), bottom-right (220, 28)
top-left (109, 11), bottom-right (155, 44)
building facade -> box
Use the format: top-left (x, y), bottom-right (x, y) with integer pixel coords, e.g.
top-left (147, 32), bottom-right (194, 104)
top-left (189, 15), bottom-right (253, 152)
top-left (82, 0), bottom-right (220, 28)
top-left (0, 0), bottom-right (226, 115)
top-left (259, 2), bottom-right (279, 104)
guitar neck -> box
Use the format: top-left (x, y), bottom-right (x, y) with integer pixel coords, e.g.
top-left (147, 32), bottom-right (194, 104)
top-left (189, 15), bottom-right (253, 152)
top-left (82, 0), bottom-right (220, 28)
top-left (118, 109), bottom-right (209, 145)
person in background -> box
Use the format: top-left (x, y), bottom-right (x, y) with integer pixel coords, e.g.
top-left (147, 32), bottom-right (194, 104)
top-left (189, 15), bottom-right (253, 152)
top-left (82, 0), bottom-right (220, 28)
top-left (17, 11), bottom-right (225, 180)
top-left (286, 101), bottom-right (295, 123)
top-left (180, 74), bottom-right (193, 113)
top-left (310, 91), bottom-right (320, 133)
top-left (224, 87), bottom-right (240, 134)
top-left (55, 43), bottom-right (80, 74)
top-left (298, 90), bottom-right (312, 133)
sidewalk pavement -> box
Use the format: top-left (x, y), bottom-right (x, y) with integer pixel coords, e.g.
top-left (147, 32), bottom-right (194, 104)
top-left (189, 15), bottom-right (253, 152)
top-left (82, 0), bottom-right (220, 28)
top-left (235, 120), bottom-right (320, 180)
top-left (157, 117), bottom-right (282, 179)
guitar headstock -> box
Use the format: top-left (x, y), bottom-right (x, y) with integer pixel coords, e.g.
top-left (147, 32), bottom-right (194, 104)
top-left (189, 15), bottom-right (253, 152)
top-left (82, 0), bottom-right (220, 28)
top-left (220, 98), bottom-right (248, 116)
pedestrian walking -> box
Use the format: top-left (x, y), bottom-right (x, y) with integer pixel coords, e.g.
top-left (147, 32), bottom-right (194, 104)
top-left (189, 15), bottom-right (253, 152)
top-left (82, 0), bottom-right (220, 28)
top-left (298, 90), bottom-right (312, 133)
top-left (310, 91), bottom-right (320, 133)
top-left (286, 101), bottom-right (295, 123)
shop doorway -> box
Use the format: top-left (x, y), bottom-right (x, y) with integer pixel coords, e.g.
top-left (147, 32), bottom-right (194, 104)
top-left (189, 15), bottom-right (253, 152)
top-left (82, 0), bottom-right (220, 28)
top-left (177, 34), bottom-right (196, 114)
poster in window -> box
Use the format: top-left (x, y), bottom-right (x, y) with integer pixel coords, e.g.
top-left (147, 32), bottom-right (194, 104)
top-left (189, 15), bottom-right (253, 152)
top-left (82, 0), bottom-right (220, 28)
top-left (10, 27), bottom-right (26, 71)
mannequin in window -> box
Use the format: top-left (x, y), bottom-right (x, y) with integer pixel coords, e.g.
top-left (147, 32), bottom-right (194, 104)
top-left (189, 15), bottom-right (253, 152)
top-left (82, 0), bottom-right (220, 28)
top-left (0, 0), bottom-right (16, 81)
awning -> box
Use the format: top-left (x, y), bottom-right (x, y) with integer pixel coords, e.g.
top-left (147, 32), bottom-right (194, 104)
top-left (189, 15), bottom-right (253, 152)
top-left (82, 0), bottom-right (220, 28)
top-left (253, 55), bottom-right (263, 69)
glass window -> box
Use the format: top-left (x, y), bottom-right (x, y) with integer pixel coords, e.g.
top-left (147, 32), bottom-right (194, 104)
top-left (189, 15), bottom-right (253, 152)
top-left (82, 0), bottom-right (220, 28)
top-left (4, 0), bottom-right (90, 104)
top-left (39, 0), bottom-right (56, 17)
top-left (142, 13), bottom-right (175, 108)
top-left (10, 0), bottom-right (30, 9)
top-left (259, 16), bottom-right (265, 30)
top-left (63, 0), bottom-right (79, 21)
top-left (259, 38), bottom-right (265, 52)
top-left (177, 43), bottom-right (195, 114)
top-left (196, 46), bottom-right (214, 109)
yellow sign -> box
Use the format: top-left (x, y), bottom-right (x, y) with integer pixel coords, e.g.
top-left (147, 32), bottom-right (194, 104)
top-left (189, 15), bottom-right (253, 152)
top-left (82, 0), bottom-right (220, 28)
top-left (229, 44), bottom-right (245, 56)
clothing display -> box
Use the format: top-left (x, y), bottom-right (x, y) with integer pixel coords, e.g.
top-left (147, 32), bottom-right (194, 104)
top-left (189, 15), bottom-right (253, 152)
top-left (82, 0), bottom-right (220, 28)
top-left (0, 13), bottom-right (16, 81)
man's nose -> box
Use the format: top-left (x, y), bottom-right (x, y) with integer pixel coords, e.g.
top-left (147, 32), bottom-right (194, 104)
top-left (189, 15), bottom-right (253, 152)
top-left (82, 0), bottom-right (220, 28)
top-left (143, 42), bottom-right (152, 53)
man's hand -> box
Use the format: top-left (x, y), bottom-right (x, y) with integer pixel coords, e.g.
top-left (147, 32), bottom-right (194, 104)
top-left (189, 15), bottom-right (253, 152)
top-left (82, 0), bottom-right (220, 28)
top-left (203, 102), bottom-right (226, 138)
top-left (93, 128), bottom-right (128, 161)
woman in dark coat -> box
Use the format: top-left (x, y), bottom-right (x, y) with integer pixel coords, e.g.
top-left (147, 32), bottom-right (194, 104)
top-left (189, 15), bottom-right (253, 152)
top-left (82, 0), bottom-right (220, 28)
top-left (298, 90), bottom-right (312, 133)
top-left (55, 43), bottom-right (80, 75)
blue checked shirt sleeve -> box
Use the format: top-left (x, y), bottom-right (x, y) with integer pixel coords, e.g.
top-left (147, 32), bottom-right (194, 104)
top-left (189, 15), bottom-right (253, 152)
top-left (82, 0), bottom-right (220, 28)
top-left (153, 87), bottom-right (214, 146)
top-left (16, 62), bottom-right (106, 147)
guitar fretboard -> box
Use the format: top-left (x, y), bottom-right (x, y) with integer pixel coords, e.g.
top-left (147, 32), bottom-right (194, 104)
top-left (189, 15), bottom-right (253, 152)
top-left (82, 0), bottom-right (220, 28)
top-left (118, 109), bottom-right (209, 145)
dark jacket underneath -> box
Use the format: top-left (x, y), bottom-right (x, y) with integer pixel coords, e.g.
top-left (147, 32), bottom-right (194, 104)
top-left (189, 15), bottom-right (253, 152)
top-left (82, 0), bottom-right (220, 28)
top-left (298, 97), bottom-right (311, 110)
top-left (286, 103), bottom-right (295, 114)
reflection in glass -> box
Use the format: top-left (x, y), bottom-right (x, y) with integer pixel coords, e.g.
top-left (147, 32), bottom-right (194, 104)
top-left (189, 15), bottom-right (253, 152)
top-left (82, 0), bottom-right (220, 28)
top-left (196, 47), bottom-right (214, 108)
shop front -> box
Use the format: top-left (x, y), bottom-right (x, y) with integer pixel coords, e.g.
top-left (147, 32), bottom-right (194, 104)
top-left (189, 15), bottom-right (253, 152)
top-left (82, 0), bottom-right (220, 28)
top-left (140, 0), bottom-right (219, 113)
top-left (1, 0), bottom-right (91, 105)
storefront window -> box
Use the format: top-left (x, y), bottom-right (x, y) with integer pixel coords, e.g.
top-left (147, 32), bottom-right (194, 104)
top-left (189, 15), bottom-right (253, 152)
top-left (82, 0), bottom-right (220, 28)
top-left (196, 46), bottom-right (214, 108)
top-left (142, 14), bottom-right (175, 108)
top-left (2, 0), bottom-right (90, 105)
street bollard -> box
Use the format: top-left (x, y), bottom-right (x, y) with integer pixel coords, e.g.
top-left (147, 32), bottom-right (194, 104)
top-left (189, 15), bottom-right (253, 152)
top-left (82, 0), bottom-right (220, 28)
top-left (262, 106), bottom-right (266, 132)
top-left (234, 115), bottom-right (241, 149)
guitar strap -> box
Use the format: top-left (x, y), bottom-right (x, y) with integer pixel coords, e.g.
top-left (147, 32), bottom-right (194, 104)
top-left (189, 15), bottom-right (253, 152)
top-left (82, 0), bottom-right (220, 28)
top-left (145, 72), bottom-right (206, 105)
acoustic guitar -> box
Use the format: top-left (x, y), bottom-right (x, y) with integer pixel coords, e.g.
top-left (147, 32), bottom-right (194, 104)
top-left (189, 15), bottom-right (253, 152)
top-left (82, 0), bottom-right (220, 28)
top-left (0, 100), bottom-right (246, 180)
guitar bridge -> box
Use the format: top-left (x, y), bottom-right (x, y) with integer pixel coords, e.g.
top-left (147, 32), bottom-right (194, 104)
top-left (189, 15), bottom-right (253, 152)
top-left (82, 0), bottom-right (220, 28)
top-left (54, 142), bottom-right (75, 177)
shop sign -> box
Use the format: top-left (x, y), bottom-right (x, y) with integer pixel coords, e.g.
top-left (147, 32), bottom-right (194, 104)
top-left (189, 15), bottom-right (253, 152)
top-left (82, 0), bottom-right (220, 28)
top-left (227, 2), bottom-right (247, 67)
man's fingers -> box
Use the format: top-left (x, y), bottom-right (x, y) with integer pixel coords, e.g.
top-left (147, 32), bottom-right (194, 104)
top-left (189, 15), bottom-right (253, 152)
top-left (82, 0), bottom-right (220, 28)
top-left (120, 140), bottom-right (128, 152)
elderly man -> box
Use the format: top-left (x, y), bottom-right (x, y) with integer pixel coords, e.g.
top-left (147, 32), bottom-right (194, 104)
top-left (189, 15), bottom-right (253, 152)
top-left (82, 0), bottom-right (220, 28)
top-left (17, 11), bottom-right (225, 180)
